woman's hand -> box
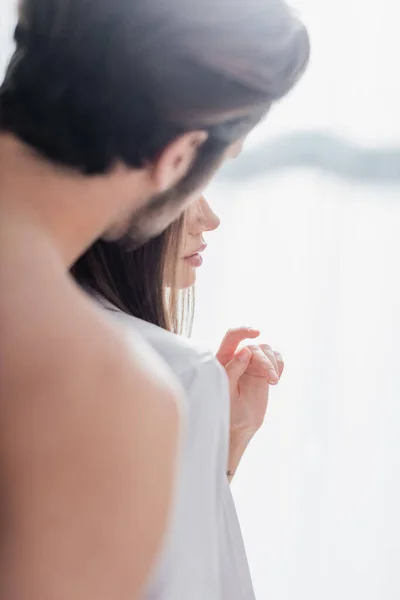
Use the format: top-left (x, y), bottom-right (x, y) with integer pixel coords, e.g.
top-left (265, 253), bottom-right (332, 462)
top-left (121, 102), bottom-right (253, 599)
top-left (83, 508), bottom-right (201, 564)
top-left (216, 327), bottom-right (284, 481)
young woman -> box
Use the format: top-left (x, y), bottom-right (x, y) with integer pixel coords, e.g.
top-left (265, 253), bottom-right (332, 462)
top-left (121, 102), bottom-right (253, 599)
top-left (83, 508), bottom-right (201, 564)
top-left (72, 197), bottom-right (284, 599)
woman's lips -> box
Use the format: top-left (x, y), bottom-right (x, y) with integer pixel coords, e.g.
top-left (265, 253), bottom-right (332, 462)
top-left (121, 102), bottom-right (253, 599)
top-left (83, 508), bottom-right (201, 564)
top-left (184, 252), bottom-right (203, 267)
top-left (184, 242), bottom-right (207, 267)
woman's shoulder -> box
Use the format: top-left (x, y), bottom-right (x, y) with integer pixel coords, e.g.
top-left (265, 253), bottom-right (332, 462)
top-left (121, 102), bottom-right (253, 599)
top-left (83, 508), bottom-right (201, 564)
top-left (106, 307), bottom-right (224, 382)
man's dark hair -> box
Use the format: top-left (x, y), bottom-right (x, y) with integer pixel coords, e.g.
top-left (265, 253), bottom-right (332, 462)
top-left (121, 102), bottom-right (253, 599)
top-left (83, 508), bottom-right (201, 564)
top-left (0, 0), bottom-right (309, 175)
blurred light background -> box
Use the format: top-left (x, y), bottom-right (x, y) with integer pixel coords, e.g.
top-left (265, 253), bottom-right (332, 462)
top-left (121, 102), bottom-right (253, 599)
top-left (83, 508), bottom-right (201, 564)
top-left (196, 1), bottom-right (400, 598)
top-left (1, 1), bottom-right (399, 598)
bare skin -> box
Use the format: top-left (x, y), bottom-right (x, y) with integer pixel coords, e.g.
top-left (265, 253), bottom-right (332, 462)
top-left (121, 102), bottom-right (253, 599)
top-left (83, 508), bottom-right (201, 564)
top-left (0, 240), bottom-right (182, 599)
top-left (173, 198), bottom-right (285, 482)
top-left (0, 133), bottom-right (198, 599)
top-left (216, 328), bottom-right (284, 482)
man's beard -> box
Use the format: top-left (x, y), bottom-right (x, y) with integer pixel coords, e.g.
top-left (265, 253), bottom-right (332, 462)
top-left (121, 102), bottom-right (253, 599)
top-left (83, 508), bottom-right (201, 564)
top-left (121, 185), bottom-right (197, 250)
top-left (112, 137), bottom-right (228, 249)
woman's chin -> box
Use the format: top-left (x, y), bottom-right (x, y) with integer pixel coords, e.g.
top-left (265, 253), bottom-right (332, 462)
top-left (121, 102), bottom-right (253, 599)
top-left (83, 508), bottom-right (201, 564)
top-left (176, 267), bottom-right (197, 290)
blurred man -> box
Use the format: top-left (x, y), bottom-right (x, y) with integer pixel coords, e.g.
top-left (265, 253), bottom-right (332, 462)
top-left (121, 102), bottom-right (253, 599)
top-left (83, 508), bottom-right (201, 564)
top-left (0, 0), bottom-right (309, 598)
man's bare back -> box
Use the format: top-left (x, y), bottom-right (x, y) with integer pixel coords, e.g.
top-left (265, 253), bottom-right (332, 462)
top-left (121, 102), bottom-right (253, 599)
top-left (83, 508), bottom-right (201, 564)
top-left (0, 213), bottom-right (182, 599)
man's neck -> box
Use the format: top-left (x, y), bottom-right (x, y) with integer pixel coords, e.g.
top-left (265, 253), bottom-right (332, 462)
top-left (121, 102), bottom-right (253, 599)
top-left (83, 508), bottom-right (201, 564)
top-left (0, 134), bottom-right (149, 267)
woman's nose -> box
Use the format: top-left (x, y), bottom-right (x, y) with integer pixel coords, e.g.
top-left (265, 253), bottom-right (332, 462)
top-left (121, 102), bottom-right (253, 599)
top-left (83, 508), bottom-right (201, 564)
top-left (198, 197), bottom-right (220, 232)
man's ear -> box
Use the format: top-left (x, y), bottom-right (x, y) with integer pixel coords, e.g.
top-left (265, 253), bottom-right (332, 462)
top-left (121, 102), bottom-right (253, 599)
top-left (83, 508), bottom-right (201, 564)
top-left (150, 131), bottom-right (208, 193)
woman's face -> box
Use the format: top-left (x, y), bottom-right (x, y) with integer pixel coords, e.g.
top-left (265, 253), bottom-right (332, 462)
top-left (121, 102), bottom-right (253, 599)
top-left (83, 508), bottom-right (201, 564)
top-left (176, 196), bottom-right (220, 289)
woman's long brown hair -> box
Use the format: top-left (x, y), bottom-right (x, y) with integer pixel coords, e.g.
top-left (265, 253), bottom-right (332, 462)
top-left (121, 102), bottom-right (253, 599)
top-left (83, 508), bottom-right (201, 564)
top-left (71, 215), bottom-right (194, 336)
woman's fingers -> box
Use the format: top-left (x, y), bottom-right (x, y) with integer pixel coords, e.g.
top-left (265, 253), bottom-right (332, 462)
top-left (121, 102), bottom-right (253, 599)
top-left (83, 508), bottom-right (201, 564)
top-left (260, 344), bottom-right (280, 377)
top-left (245, 345), bottom-right (279, 384)
top-left (224, 347), bottom-right (252, 393)
top-left (274, 351), bottom-right (284, 377)
top-left (216, 327), bottom-right (260, 366)
top-left (243, 345), bottom-right (284, 385)
top-left (217, 330), bottom-right (284, 386)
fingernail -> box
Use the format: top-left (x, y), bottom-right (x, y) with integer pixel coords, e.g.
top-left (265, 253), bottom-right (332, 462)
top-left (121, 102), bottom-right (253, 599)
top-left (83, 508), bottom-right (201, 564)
top-left (269, 369), bottom-right (279, 383)
top-left (239, 350), bottom-right (249, 362)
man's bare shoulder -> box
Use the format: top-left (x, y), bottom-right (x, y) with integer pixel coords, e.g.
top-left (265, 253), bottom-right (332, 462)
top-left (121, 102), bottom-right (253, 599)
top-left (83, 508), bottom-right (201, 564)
top-left (0, 251), bottom-right (183, 598)
top-left (1, 264), bottom-right (182, 415)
